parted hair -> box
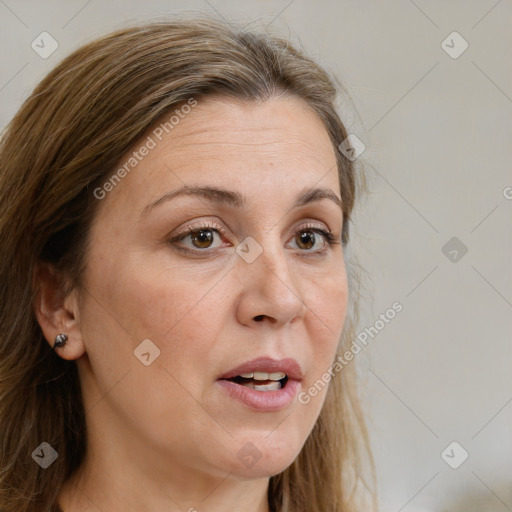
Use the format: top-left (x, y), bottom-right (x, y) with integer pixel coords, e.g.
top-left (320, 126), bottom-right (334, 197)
top-left (0, 15), bottom-right (375, 512)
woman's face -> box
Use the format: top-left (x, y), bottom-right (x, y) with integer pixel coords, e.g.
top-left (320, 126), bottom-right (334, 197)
top-left (74, 95), bottom-right (348, 481)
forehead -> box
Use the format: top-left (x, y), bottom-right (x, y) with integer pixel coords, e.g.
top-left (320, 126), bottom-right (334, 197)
top-left (100, 95), bottom-right (340, 217)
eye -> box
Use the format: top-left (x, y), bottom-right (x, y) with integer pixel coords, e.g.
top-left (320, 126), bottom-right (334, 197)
top-left (289, 224), bottom-right (338, 252)
top-left (169, 220), bottom-right (338, 256)
top-left (169, 222), bottom-right (230, 254)
top-left (188, 228), bottom-right (217, 249)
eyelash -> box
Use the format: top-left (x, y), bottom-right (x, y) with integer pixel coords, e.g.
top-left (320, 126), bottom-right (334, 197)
top-left (168, 220), bottom-right (339, 256)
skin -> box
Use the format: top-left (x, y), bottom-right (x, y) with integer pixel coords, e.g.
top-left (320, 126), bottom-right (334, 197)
top-left (34, 95), bottom-right (349, 512)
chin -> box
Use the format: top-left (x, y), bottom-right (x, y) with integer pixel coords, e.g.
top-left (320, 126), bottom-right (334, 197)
top-left (232, 458), bottom-right (297, 480)
top-left (221, 437), bottom-right (303, 480)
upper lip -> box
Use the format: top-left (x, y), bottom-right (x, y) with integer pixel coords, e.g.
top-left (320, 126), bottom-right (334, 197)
top-left (218, 357), bottom-right (304, 381)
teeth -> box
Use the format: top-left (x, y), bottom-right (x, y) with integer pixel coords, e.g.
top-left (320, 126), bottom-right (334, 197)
top-left (249, 371), bottom-right (287, 381)
top-left (241, 381), bottom-right (282, 391)
top-left (239, 373), bottom-right (254, 378)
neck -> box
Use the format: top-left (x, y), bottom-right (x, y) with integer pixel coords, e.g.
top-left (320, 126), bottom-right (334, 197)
top-left (57, 431), bottom-right (271, 512)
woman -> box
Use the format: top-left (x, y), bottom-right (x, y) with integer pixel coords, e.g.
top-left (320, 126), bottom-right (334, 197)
top-left (0, 16), bottom-right (375, 512)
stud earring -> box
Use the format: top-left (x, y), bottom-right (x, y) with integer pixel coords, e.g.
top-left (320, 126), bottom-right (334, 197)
top-left (53, 333), bottom-right (68, 350)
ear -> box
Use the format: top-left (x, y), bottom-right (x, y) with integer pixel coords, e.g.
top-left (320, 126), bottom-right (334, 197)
top-left (33, 262), bottom-right (86, 360)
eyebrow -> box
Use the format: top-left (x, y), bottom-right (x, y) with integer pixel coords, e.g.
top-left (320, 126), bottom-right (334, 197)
top-left (141, 184), bottom-right (342, 216)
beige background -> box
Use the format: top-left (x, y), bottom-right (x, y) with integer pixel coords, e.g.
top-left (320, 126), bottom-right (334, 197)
top-left (1, 1), bottom-right (511, 510)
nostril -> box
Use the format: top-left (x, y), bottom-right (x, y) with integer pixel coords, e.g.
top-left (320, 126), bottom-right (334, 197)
top-left (254, 315), bottom-right (265, 322)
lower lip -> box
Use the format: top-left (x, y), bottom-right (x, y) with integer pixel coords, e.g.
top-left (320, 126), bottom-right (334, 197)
top-left (216, 379), bottom-right (301, 411)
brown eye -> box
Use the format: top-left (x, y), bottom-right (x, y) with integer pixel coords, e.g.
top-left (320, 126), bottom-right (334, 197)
top-left (169, 222), bottom-right (229, 254)
top-left (190, 229), bottom-right (214, 248)
top-left (290, 226), bottom-right (336, 252)
top-left (296, 230), bottom-right (316, 250)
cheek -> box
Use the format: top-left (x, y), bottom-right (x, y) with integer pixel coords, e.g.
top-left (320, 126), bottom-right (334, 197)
top-left (87, 250), bottom-right (209, 333)
top-left (77, 259), bottom-right (228, 446)
top-left (304, 263), bottom-right (348, 338)
top-left (83, 252), bottom-right (230, 381)
top-left (301, 264), bottom-right (348, 389)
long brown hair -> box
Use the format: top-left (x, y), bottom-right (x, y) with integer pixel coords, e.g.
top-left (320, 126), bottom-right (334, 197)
top-left (0, 15), bottom-right (375, 512)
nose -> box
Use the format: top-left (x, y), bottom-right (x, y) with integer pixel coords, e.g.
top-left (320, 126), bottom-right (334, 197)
top-left (235, 241), bottom-right (307, 328)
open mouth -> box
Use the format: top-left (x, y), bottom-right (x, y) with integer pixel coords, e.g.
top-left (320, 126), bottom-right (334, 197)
top-left (223, 373), bottom-right (289, 391)
top-left (217, 364), bottom-right (301, 410)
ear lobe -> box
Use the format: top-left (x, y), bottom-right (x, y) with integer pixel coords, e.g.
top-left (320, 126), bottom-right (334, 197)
top-left (33, 262), bottom-right (86, 360)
